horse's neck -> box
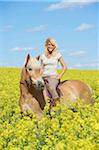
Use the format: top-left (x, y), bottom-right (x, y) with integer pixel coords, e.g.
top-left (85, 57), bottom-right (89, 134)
top-left (30, 86), bottom-right (46, 110)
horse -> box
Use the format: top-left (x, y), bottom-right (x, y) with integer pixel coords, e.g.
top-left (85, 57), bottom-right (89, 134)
top-left (19, 54), bottom-right (93, 119)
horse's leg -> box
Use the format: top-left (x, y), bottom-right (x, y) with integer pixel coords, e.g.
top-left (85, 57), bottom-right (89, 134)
top-left (43, 89), bottom-right (48, 99)
top-left (19, 94), bottom-right (43, 119)
top-left (43, 88), bottom-right (51, 103)
top-left (19, 96), bottom-right (29, 112)
top-left (26, 94), bottom-right (43, 119)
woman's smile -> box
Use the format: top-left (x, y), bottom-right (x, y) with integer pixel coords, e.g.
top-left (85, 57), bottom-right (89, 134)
top-left (47, 42), bottom-right (55, 52)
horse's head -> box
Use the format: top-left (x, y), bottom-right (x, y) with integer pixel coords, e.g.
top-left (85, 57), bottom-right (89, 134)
top-left (24, 54), bottom-right (44, 90)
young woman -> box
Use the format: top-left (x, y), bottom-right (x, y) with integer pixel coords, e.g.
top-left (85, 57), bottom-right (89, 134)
top-left (40, 38), bottom-right (67, 107)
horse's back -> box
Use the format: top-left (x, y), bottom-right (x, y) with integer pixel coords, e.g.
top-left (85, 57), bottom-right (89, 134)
top-left (59, 80), bottom-right (93, 104)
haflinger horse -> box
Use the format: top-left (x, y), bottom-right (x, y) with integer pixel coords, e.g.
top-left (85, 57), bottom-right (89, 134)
top-left (19, 54), bottom-right (93, 119)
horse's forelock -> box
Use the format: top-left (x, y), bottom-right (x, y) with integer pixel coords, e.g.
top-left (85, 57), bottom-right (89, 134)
top-left (27, 57), bottom-right (41, 69)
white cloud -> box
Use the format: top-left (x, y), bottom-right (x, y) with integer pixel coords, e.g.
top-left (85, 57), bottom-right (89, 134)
top-left (75, 23), bottom-right (95, 31)
top-left (73, 62), bottom-right (99, 69)
top-left (10, 47), bottom-right (36, 51)
top-left (0, 25), bottom-right (13, 32)
top-left (69, 50), bottom-right (86, 56)
top-left (26, 24), bottom-right (47, 32)
top-left (47, 0), bottom-right (97, 11)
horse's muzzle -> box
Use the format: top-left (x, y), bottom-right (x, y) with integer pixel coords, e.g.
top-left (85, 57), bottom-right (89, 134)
top-left (31, 78), bottom-right (44, 90)
top-left (37, 81), bottom-right (44, 90)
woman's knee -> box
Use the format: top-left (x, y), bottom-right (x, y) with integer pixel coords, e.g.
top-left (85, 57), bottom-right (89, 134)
top-left (47, 85), bottom-right (55, 92)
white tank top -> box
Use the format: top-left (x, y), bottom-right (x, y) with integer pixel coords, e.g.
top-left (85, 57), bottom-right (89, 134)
top-left (40, 52), bottom-right (62, 77)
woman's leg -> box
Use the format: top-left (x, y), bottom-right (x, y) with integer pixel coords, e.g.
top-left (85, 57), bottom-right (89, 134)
top-left (43, 77), bottom-right (59, 99)
top-left (43, 77), bottom-right (60, 112)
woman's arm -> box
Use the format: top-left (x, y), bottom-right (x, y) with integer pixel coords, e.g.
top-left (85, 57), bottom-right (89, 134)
top-left (57, 57), bottom-right (67, 80)
top-left (40, 59), bottom-right (44, 75)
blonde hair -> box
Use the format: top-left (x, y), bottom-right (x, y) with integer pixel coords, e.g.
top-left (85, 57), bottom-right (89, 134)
top-left (44, 38), bottom-right (58, 57)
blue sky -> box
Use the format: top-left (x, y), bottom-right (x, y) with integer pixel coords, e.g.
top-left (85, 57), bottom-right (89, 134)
top-left (0, 0), bottom-right (98, 69)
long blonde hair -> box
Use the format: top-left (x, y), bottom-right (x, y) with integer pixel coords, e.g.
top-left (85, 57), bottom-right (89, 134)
top-left (44, 38), bottom-right (58, 57)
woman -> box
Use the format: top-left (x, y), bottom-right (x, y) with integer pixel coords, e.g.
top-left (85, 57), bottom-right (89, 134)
top-left (40, 38), bottom-right (67, 108)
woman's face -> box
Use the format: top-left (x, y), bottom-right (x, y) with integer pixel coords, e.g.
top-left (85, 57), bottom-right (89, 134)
top-left (47, 42), bottom-right (55, 53)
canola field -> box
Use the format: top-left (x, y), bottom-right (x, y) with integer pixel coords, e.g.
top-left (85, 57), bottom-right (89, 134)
top-left (0, 68), bottom-right (99, 150)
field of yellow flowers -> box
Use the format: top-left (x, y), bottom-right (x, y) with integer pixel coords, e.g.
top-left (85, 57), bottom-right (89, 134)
top-left (0, 68), bottom-right (99, 150)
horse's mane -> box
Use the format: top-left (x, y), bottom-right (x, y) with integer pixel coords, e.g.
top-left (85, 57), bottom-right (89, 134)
top-left (59, 80), bottom-right (68, 86)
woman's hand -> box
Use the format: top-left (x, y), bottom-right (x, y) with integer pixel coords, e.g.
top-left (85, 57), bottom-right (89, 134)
top-left (58, 57), bottom-right (67, 79)
top-left (57, 75), bottom-right (61, 80)
top-left (50, 75), bottom-right (61, 80)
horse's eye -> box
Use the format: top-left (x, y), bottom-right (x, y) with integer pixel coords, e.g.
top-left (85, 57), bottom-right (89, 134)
top-left (28, 68), bottom-right (32, 71)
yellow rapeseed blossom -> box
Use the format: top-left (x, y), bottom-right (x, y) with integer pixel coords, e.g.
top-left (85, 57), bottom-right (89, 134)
top-left (0, 68), bottom-right (99, 150)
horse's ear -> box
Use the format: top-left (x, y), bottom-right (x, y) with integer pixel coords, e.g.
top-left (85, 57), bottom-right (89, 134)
top-left (36, 55), bottom-right (40, 61)
top-left (25, 54), bottom-right (30, 67)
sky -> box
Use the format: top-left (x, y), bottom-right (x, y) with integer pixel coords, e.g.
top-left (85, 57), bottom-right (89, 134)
top-left (0, 0), bottom-right (98, 69)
